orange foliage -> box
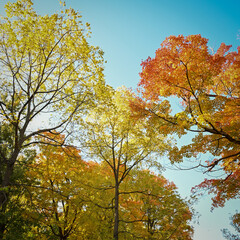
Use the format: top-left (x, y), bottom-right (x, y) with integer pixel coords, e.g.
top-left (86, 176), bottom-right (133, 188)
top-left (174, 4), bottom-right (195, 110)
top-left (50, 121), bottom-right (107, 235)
top-left (132, 34), bottom-right (240, 208)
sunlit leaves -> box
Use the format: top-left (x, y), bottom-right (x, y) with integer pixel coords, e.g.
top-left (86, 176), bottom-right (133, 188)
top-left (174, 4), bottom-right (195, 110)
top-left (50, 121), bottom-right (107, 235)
top-left (24, 133), bottom-right (89, 239)
top-left (132, 34), bottom-right (240, 207)
top-left (120, 169), bottom-right (194, 239)
top-left (0, 0), bottom-right (105, 237)
top-left (0, 0), bottom-right (105, 138)
top-left (81, 86), bottom-right (173, 239)
top-left (83, 86), bottom-right (170, 175)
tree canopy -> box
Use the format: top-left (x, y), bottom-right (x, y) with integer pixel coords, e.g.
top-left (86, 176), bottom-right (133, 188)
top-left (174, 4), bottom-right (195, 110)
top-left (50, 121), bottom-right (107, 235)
top-left (131, 34), bottom-right (240, 237)
top-left (2, 0), bottom-right (238, 239)
top-left (81, 86), bottom-right (172, 239)
top-left (0, 0), bottom-right (104, 237)
top-left (23, 133), bottom-right (193, 240)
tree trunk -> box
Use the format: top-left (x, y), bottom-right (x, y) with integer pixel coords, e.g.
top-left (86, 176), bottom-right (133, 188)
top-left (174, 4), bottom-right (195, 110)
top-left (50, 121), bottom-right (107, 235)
top-left (0, 223), bottom-right (5, 240)
top-left (113, 182), bottom-right (119, 240)
top-left (60, 236), bottom-right (68, 240)
top-left (0, 158), bottom-right (16, 239)
top-left (0, 162), bottom-right (15, 206)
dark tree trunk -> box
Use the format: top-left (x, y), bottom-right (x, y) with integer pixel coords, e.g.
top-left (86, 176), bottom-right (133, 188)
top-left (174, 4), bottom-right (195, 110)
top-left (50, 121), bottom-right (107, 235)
top-left (113, 182), bottom-right (119, 240)
top-left (0, 189), bottom-right (8, 239)
top-left (60, 236), bottom-right (68, 240)
top-left (0, 155), bottom-right (17, 239)
top-left (0, 222), bottom-right (6, 240)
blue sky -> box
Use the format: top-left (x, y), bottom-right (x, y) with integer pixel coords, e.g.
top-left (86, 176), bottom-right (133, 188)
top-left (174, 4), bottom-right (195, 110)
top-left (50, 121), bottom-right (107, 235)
top-left (72, 0), bottom-right (240, 89)
top-left (1, 0), bottom-right (240, 239)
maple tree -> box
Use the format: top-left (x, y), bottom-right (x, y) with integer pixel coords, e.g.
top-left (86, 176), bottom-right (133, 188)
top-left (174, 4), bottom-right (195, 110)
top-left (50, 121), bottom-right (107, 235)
top-left (120, 169), bottom-right (193, 239)
top-left (24, 133), bottom-right (93, 240)
top-left (21, 137), bottom-right (193, 239)
top-left (81, 86), bottom-right (171, 240)
top-left (0, 0), bottom-right (104, 235)
top-left (83, 161), bottom-right (194, 240)
top-left (8, 131), bottom-right (191, 239)
top-left (132, 34), bottom-right (240, 209)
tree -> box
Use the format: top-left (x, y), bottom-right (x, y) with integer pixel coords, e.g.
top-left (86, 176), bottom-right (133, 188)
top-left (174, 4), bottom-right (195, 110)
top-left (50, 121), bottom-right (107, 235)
top-left (23, 137), bottom-right (193, 240)
top-left (71, 158), bottom-right (193, 240)
top-left (24, 133), bottom-right (93, 240)
top-left (131, 34), bottom-right (240, 206)
top-left (120, 169), bottom-right (193, 239)
top-left (0, 122), bottom-right (37, 239)
top-left (0, 0), bottom-right (104, 235)
top-left (81, 86), bottom-right (171, 240)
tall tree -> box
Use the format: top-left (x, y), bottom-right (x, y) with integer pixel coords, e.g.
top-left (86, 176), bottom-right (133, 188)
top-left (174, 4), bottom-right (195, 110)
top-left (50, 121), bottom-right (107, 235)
top-left (120, 169), bottom-right (194, 239)
top-left (84, 161), bottom-right (194, 240)
top-left (24, 133), bottom-right (88, 240)
top-left (82, 86), bottom-right (171, 240)
top-left (131, 34), bottom-right (240, 206)
top-left (0, 0), bottom-right (104, 235)
top-left (23, 139), bottom-right (193, 240)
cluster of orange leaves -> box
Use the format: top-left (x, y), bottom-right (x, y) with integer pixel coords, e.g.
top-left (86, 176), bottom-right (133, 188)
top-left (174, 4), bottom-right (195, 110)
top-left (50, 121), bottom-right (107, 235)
top-left (131, 34), bottom-right (240, 214)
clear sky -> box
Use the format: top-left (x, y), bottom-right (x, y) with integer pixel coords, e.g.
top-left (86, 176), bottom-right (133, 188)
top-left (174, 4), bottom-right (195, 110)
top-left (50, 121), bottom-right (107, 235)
top-left (1, 0), bottom-right (240, 239)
